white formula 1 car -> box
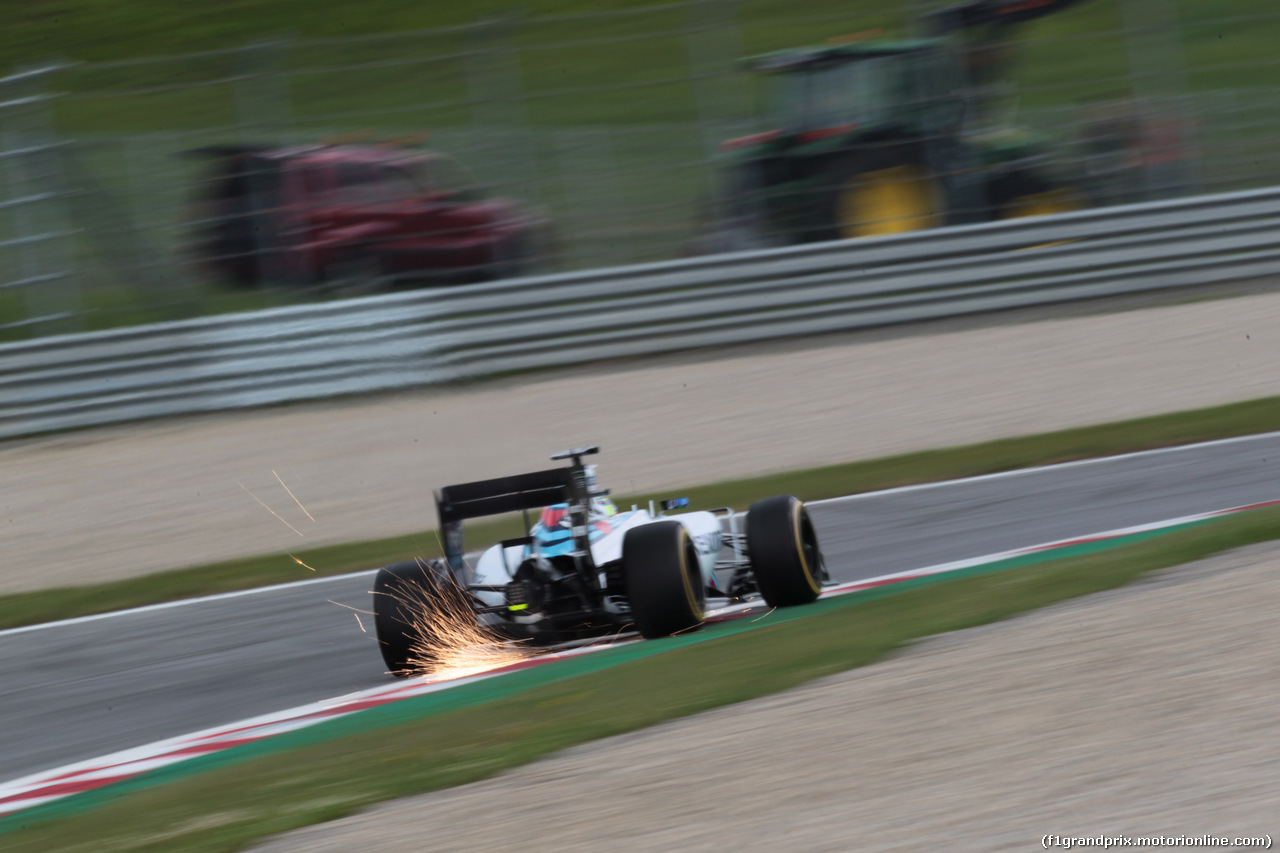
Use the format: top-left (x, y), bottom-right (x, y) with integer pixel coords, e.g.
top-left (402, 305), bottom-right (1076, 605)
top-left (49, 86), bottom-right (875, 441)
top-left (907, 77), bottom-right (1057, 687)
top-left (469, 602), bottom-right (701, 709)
top-left (373, 447), bottom-right (827, 676)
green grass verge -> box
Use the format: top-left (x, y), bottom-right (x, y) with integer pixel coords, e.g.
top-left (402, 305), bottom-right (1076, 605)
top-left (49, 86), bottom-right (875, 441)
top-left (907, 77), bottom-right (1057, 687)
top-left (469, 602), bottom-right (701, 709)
top-left (5, 502), bottom-right (1279, 851)
top-left (10, 1), bottom-right (1275, 121)
top-left (5, 392), bottom-right (1280, 632)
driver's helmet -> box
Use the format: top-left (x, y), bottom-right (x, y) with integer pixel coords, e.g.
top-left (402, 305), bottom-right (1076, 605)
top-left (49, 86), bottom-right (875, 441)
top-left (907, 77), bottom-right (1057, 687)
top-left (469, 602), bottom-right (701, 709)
top-left (535, 495), bottom-right (616, 532)
top-left (537, 466), bottom-right (615, 525)
top-left (530, 465), bottom-right (616, 553)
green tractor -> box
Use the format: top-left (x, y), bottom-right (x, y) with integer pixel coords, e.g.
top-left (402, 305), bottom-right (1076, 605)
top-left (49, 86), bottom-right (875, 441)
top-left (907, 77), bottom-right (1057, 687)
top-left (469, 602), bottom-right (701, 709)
top-left (705, 0), bottom-right (1087, 250)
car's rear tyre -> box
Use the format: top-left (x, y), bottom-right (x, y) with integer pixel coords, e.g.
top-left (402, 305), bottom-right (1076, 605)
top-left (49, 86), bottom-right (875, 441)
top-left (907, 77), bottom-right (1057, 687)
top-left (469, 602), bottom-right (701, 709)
top-left (747, 495), bottom-right (824, 608)
top-left (373, 559), bottom-right (470, 677)
top-left (623, 521), bottom-right (706, 639)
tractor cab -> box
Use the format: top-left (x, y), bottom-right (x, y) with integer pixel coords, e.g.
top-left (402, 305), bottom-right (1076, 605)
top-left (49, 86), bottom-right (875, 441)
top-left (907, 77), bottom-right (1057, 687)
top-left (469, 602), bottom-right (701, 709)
top-left (750, 40), bottom-right (964, 141)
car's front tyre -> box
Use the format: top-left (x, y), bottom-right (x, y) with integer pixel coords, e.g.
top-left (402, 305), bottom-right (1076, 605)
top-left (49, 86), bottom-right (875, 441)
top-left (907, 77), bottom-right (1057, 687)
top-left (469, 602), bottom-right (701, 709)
top-left (747, 495), bottom-right (824, 607)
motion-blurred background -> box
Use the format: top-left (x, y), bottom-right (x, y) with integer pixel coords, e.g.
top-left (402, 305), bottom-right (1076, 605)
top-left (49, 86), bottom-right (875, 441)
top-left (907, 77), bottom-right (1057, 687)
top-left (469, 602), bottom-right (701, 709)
top-left (0, 0), bottom-right (1270, 339)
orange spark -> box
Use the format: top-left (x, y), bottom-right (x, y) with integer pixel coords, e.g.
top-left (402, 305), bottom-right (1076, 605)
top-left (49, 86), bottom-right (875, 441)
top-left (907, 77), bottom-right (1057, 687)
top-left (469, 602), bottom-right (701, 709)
top-left (375, 568), bottom-right (532, 680)
top-left (329, 599), bottom-right (374, 614)
top-left (290, 554), bottom-right (317, 572)
top-left (238, 481), bottom-right (304, 537)
top-left (273, 470), bottom-right (316, 523)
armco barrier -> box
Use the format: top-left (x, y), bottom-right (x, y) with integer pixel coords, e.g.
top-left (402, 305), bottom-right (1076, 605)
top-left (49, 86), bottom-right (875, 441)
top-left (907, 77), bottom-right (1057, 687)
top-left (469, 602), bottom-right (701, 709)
top-left (4, 186), bottom-right (1280, 440)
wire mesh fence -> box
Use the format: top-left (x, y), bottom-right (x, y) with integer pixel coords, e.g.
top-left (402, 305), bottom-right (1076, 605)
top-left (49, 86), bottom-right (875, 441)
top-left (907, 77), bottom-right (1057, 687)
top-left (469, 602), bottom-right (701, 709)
top-left (0, 68), bottom-right (80, 337)
top-left (1, 0), bottom-right (1278, 340)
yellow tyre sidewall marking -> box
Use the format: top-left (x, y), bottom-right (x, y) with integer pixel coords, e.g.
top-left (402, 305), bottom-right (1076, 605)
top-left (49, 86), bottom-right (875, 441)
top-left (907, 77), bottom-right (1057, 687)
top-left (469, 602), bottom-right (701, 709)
top-left (791, 500), bottom-right (821, 594)
top-left (678, 529), bottom-right (705, 621)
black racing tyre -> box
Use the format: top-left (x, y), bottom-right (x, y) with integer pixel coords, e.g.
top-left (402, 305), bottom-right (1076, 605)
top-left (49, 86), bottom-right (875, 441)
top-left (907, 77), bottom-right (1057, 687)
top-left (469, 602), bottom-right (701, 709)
top-left (622, 521), bottom-right (706, 639)
top-left (747, 495), bottom-right (824, 608)
top-left (372, 559), bottom-right (471, 677)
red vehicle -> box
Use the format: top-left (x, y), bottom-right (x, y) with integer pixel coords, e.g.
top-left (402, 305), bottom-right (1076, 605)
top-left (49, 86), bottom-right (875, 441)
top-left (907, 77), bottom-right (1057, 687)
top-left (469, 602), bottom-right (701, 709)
top-left (187, 144), bottom-right (551, 288)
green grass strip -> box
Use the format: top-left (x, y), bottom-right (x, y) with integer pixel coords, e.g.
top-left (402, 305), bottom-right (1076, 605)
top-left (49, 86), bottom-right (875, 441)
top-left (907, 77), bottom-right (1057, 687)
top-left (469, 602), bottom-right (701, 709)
top-left (5, 394), bottom-right (1280, 632)
top-left (3, 507), bottom-right (1273, 852)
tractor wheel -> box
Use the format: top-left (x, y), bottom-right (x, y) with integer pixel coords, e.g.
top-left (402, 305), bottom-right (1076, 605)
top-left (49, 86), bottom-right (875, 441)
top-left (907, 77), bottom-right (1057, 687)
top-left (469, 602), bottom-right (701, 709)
top-left (747, 495), bottom-right (824, 608)
top-left (991, 171), bottom-right (1083, 221)
top-left (835, 162), bottom-right (943, 239)
top-left (373, 559), bottom-right (472, 677)
top-left (622, 521), bottom-right (706, 639)
top-left (1000, 188), bottom-right (1081, 219)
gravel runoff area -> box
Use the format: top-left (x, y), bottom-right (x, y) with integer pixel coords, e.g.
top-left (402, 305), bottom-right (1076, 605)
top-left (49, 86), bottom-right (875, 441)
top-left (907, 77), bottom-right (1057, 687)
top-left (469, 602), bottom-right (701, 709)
top-left (250, 542), bottom-right (1280, 853)
top-left (5, 288), bottom-right (1280, 594)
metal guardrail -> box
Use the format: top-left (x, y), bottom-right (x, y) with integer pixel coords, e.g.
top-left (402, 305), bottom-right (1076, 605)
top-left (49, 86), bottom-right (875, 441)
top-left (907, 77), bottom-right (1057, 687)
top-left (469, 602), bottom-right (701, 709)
top-left (5, 185), bottom-right (1280, 440)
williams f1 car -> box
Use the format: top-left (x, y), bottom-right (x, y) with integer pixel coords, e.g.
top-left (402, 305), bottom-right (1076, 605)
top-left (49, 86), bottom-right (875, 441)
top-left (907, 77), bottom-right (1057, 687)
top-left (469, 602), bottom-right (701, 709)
top-left (373, 447), bottom-right (828, 676)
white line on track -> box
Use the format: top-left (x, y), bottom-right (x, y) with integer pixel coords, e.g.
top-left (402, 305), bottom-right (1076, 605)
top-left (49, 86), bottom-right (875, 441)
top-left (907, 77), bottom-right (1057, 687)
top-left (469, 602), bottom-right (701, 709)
top-left (6, 430), bottom-right (1279, 639)
top-left (808, 429), bottom-right (1280, 506)
top-left (0, 569), bottom-right (381, 637)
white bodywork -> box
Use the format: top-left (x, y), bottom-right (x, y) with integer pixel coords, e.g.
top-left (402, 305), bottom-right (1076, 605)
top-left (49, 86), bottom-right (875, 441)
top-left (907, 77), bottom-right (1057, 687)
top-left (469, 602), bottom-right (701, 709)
top-left (470, 508), bottom-right (725, 609)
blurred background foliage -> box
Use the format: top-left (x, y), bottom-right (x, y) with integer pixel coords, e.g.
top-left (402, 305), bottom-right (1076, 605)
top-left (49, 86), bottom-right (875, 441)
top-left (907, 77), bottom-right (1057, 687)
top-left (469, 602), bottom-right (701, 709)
top-left (0, 1), bottom-right (1276, 339)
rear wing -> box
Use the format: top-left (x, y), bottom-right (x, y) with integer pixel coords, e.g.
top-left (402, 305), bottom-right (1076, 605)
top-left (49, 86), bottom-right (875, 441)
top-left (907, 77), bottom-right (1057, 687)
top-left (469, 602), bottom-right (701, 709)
top-left (437, 467), bottom-right (580, 523)
top-left (435, 467), bottom-right (584, 577)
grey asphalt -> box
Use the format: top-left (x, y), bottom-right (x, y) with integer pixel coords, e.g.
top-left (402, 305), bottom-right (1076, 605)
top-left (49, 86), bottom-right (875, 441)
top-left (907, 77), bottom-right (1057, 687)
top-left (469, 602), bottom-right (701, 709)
top-left (3, 433), bottom-right (1279, 785)
top-left (810, 433), bottom-right (1280, 578)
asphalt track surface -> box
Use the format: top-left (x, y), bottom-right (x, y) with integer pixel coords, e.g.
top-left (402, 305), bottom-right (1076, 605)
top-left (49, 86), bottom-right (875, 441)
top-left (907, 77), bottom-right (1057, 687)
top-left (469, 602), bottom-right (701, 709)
top-left (4, 433), bottom-right (1280, 786)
